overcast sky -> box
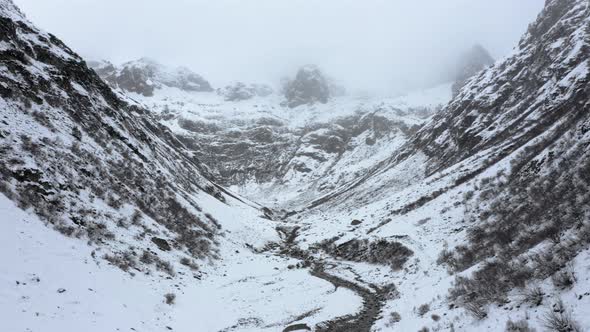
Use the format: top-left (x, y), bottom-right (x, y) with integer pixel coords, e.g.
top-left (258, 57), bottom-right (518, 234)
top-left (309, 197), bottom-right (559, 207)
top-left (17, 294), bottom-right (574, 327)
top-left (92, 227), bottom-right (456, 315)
top-left (13, 0), bottom-right (544, 94)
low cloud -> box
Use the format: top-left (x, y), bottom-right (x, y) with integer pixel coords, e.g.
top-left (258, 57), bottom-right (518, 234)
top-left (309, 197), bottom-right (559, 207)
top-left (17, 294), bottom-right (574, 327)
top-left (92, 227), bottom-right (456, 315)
top-left (14, 0), bottom-right (544, 94)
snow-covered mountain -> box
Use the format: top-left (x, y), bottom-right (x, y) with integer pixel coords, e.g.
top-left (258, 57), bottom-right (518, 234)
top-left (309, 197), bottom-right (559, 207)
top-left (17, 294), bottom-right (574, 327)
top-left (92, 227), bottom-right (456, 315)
top-left (106, 69), bottom-right (450, 209)
top-left (2, 0), bottom-right (590, 331)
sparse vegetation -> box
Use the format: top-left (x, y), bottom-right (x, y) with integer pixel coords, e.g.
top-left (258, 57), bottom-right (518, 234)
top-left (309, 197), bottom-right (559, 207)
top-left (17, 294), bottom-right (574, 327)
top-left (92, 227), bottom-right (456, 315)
top-left (386, 311), bottom-right (401, 326)
top-left (104, 251), bottom-right (137, 273)
top-left (417, 303), bottom-right (430, 317)
top-left (317, 238), bottom-right (413, 270)
top-left (140, 250), bottom-right (175, 276)
top-left (521, 286), bottom-right (544, 307)
top-left (505, 319), bottom-right (535, 332)
top-left (440, 149), bottom-right (590, 311)
top-left (542, 299), bottom-right (581, 332)
top-left (551, 265), bottom-right (576, 290)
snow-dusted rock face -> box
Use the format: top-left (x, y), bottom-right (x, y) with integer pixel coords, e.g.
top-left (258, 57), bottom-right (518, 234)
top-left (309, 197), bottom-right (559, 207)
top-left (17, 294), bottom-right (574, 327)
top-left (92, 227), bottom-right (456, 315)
top-left (89, 58), bottom-right (213, 96)
top-left (412, 0), bottom-right (590, 315)
top-left (450, 44), bottom-right (494, 97)
top-left (132, 84), bottom-right (450, 208)
top-left (216, 81), bottom-right (274, 101)
top-left (415, 0), bottom-right (589, 174)
top-left (283, 65), bottom-right (331, 108)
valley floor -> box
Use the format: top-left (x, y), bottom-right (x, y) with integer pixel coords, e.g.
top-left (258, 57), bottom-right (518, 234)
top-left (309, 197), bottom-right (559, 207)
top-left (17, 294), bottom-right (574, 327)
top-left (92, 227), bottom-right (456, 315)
top-left (1, 194), bottom-right (363, 332)
top-left (5, 160), bottom-right (590, 332)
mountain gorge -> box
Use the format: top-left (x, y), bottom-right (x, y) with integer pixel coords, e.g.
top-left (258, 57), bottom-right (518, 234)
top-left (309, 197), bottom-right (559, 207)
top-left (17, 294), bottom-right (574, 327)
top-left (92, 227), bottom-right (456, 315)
top-left (2, 0), bottom-right (590, 331)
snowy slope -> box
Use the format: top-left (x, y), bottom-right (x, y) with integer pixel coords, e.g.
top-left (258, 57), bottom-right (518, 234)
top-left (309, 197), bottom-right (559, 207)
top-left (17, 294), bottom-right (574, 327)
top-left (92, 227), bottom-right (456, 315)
top-left (1, 192), bottom-right (365, 332)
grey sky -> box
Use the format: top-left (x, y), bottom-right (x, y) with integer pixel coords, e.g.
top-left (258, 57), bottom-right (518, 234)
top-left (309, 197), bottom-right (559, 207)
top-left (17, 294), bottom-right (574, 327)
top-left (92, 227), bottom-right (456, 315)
top-left (13, 0), bottom-right (544, 94)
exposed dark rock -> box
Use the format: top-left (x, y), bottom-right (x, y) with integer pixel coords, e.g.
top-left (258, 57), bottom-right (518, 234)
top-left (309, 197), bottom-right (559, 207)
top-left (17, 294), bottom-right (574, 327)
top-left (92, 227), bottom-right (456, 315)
top-left (151, 237), bottom-right (172, 251)
top-left (283, 65), bottom-right (330, 108)
top-left (283, 323), bottom-right (311, 332)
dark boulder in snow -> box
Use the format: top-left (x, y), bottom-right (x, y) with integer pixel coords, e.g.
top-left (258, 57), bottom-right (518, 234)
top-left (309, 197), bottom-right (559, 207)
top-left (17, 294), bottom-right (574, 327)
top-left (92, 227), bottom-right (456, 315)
top-left (151, 237), bottom-right (172, 251)
top-left (283, 323), bottom-right (311, 332)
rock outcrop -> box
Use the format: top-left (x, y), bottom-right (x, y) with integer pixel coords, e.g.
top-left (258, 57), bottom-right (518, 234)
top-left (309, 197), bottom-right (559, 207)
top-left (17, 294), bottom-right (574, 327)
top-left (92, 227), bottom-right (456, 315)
top-left (89, 58), bottom-right (213, 96)
top-left (283, 65), bottom-right (331, 108)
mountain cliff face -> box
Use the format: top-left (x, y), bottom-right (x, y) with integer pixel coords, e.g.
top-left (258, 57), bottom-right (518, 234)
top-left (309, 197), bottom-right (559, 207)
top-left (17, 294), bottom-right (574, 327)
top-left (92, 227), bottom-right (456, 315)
top-left (120, 82), bottom-right (450, 208)
top-left (415, 0), bottom-right (590, 316)
top-left (89, 58), bottom-right (213, 96)
top-left (415, 0), bottom-right (588, 174)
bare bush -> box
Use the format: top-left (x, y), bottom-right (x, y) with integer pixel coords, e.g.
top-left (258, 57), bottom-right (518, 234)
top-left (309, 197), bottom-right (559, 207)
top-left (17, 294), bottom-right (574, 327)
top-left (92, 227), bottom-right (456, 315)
top-left (0, 180), bottom-right (14, 200)
top-left (388, 311), bottom-right (401, 325)
top-left (180, 257), bottom-right (199, 271)
top-left (542, 299), bottom-right (581, 332)
top-left (104, 251), bottom-right (137, 273)
top-left (140, 250), bottom-right (175, 276)
top-left (551, 266), bottom-right (576, 290)
top-left (521, 286), bottom-right (544, 307)
top-left (164, 293), bottom-right (176, 305)
top-left (505, 319), bottom-right (536, 332)
top-left (417, 303), bottom-right (430, 317)
top-left (464, 302), bottom-right (487, 320)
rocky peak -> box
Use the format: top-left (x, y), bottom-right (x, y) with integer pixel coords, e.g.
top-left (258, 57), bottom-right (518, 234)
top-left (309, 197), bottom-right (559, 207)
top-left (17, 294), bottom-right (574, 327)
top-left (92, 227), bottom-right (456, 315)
top-left (89, 58), bottom-right (213, 97)
top-left (0, 0), bottom-right (24, 19)
top-left (283, 65), bottom-right (331, 108)
top-left (451, 44), bottom-right (494, 97)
